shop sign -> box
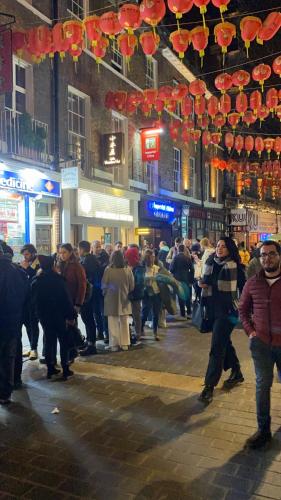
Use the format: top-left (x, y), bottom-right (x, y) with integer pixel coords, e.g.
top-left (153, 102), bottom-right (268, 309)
top-left (77, 189), bottom-right (133, 222)
top-left (257, 212), bottom-right (277, 234)
top-left (0, 30), bottom-right (12, 94)
top-left (0, 200), bottom-right (18, 221)
top-left (0, 169), bottom-right (61, 197)
top-left (147, 200), bottom-right (175, 221)
top-left (61, 166), bottom-right (79, 190)
top-left (102, 133), bottom-right (124, 167)
top-left (141, 130), bottom-right (160, 161)
top-left (230, 209), bottom-right (247, 226)
top-left (189, 207), bottom-right (207, 219)
top-left (247, 210), bottom-right (259, 232)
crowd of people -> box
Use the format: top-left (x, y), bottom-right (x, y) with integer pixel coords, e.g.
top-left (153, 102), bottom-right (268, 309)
top-left (1, 234), bottom-right (281, 451)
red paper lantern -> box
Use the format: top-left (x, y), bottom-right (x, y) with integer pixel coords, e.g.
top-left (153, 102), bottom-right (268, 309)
top-left (158, 85), bottom-right (173, 103)
top-left (92, 37), bottom-right (109, 64)
top-left (141, 102), bottom-right (152, 116)
top-left (99, 12), bottom-right (122, 38)
top-left (219, 93), bottom-right (231, 116)
top-left (255, 136), bottom-right (264, 157)
top-left (63, 20), bottom-right (83, 50)
top-left (264, 138), bottom-right (275, 157)
top-left (250, 90), bottom-right (262, 115)
top-left (194, 95), bottom-right (206, 117)
top-left (266, 88), bottom-right (278, 113)
top-left (167, 0), bottom-right (194, 19)
top-left (257, 12), bottom-right (281, 44)
top-left (211, 132), bottom-right (222, 146)
top-left (189, 79), bottom-right (206, 98)
top-left (127, 91), bottom-right (143, 107)
top-left (171, 84), bottom-right (189, 101)
top-left (214, 72), bottom-right (232, 93)
top-left (126, 101), bottom-right (137, 115)
top-left (169, 120), bottom-right (181, 142)
top-left (182, 128), bottom-right (191, 144)
top-left (245, 136), bottom-right (254, 156)
top-left (139, 31), bottom-right (160, 56)
top-left (193, 0), bottom-right (210, 26)
top-left (166, 100), bottom-right (177, 114)
top-left (214, 22), bottom-right (235, 57)
top-left (181, 95), bottom-right (193, 118)
top-left (252, 64), bottom-right (271, 92)
top-left (244, 178), bottom-right (252, 189)
top-left (143, 88), bottom-right (158, 107)
top-left (118, 4), bottom-right (141, 34)
top-left (273, 56), bottom-right (281, 78)
top-left (257, 104), bottom-right (269, 123)
top-left (68, 44), bottom-right (83, 63)
top-left (140, 0), bottom-right (166, 28)
top-left (228, 112), bottom-right (240, 130)
top-left (190, 26), bottom-right (209, 66)
top-left (169, 30), bottom-right (190, 59)
top-left (117, 33), bottom-right (137, 63)
top-left (51, 23), bottom-right (70, 60)
top-left (231, 70), bottom-right (250, 92)
top-left (225, 132), bottom-right (234, 152)
top-left (242, 110), bottom-right (257, 127)
top-left (236, 92), bottom-right (248, 116)
top-left (234, 135), bottom-right (244, 155)
top-left (274, 137), bottom-right (281, 158)
top-left (12, 31), bottom-right (26, 57)
top-left (202, 130), bottom-right (211, 148)
top-left (154, 98), bottom-right (165, 115)
top-left (213, 113), bottom-right (226, 130)
top-left (197, 115), bottom-right (209, 129)
top-left (191, 129), bottom-right (202, 145)
top-left (211, 0), bottom-right (230, 16)
top-left (186, 117), bottom-right (195, 130)
top-left (27, 27), bottom-right (50, 61)
top-left (240, 16), bottom-right (262, 56)
top-left (207, 95), bottom-right (219, 119)
top-left (83, 15), bottom-right (101, 47)
top-left (37, 25), bottom-right (53, 59)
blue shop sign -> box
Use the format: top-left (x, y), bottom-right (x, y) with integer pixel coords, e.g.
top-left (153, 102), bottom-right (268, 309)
top-left (0, 169), bottom-right (61, 197)
top-left (147, 200), bottom-right (176, 220)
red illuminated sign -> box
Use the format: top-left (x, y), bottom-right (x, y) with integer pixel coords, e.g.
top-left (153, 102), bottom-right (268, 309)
top-left (0, 30), bottom-right (12, 94)
top-left (141, 129), bottom-right (160, 161)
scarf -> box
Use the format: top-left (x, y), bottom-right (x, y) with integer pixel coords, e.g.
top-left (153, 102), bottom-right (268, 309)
top-left (202, 255), bottom-right (238, 309)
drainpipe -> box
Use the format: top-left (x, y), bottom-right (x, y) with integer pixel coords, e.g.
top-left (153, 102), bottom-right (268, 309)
top-left (51, 0), bottom-right (59, 170)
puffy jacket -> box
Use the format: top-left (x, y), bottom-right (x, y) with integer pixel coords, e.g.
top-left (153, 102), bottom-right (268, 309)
top-left (129, 264), bottom-right (145, 301)
top-left (239, 271), bottom-right (281, 346)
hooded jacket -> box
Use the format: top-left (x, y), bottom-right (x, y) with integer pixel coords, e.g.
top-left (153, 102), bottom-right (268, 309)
top-left (239, 270), bottom-right (281, 346)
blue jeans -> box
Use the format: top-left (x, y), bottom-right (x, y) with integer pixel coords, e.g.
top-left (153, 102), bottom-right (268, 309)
top-left (250, 337), bottom-right (281, 433)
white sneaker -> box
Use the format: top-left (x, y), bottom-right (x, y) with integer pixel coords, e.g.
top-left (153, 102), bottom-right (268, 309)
top-left (104, 345), bottom-right (119, 352)
top-left (146, 321), bottom-right (153, 329)
top-left (159, 321), bottom-right (167, 328)
top-left (23, 350), bottom-right (30, 357)
top-left (29, 350), bottom-right (38, 360)
top-left (121, 345), bottom-right (129, 351)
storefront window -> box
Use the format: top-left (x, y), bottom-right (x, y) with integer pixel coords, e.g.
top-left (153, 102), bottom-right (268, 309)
top-left (0, 193), bottom-right (25, 261)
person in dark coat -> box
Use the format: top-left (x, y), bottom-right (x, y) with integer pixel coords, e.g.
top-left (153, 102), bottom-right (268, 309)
top-left (0, 244), bottom-right (28, 404)
top-left (32, 256), bottom-right (76, 380)
top-left (78, 240), bottom-right (101, 356)
top-left (170, 244), bottom-right (194, 318)
top-left (91, 240), bottom-right (110, 342)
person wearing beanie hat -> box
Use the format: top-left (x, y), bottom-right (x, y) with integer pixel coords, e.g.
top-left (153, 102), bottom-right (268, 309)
top-left (125, 247), bottom-right (145, 341)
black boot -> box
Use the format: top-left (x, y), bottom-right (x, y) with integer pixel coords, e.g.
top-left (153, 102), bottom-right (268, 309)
top-left (47, 365), bottom-right (61, 379)
top-left (245, 430), bottom-right (272, 450)
top-left (198, 386), bottom-right (214, 404)
top-left (62, 366), bottom-right (74, 380)
top-left (223, 368), bottom-right (244, 389)
top-left (79, 344), bottom-right (97, 356)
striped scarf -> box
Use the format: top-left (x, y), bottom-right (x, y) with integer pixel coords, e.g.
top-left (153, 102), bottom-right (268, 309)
top-left (202, 255), bottom-right (238, 309)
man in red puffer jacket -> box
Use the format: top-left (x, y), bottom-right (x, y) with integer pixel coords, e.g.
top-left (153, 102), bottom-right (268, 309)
top-left (239, 240), bottom-right (281, 450)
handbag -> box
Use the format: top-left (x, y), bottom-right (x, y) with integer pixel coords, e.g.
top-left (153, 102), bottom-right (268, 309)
top-left (192, 298), bottom-right (213, 333)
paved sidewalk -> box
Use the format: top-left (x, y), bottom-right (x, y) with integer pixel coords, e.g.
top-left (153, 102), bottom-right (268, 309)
top-left (1, 320), bottom-right (281, 499)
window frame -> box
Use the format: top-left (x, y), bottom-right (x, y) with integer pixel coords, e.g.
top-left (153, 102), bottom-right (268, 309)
top-left (146, 160), bottom-right (154, 192)
top-left (145, 57), bottom-right (158, 89)
top-left (172, 78), bottom-right (182, 118)
top-left (67, 85), bottom-right (89, 165)
top-left (111, 42), bottom-right (124, 74)
top-left (6, 57), bottom-right (31, 114)
top-left (67, 0), bottom-right (87, 20)
top-left (189, 156), bottom-right (196, 198)
top-left (173, 147), bottom-right (182, 193)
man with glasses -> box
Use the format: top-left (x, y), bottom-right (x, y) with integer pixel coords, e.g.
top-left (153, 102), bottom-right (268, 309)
top-left (239, 240), bottom-right (281, 449)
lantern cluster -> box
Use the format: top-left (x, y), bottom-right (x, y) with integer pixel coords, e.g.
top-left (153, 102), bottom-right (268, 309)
top-left (224, 133), bottom-right (281, 159)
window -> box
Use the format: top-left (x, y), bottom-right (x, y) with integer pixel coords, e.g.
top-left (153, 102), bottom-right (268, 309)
top-left (112, 112), bottom-right (125, 185)
top-left (173, 79), bottom-right (181, 118)
top-left (188, 157), bottom-right (196, 198)
top-left (67, 0), bottom-right (84, 19)
top-left (133, 132), bottom-right (145, 182)
top-left (173, 148), bottom-right (181, 192)
top-left (111, 43), bottom-right (123, 72)
top-left (146, 161), bottom-right (154, 192)
top-left (146, 57), bottom-right (157, 88)
top-left (5, 59), bottom-right (29, 113)
top-left (68, 88), bottom-right (87, 166)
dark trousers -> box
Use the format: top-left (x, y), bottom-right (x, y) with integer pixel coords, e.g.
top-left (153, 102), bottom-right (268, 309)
top-left (142, 293), bottom-right (162, 334)
top-left (43, 326), bottom-right (69, 368)
top-left (81, 298), bottom-right (96, 344)
top-left (205, 316), bottom-right (240, 388)
top-left (179, 286), bottom-right (192, 316)
top-left (193, 281), bottom-right (202, 302)
top-left (0, 336), bottom-right (17, 399)
top-left (93, 288), bottom-right (108, 339)
top-left (22, 307), bottom-right (39, 350)
top-left (250, 337), bottom-right (281, 433)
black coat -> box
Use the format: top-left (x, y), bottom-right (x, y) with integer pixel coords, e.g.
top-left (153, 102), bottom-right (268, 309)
top-left (170, 253), bottom-right (194, 285)
top-left (31, 271), bottom-right (75, 330)
top-left (80, 253), bottom-right (101, 285)
top-left (0, 256), bottom-right (29, 338)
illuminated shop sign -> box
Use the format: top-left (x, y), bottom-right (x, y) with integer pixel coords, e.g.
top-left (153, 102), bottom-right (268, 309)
top-left (102, 133), bottom-right (124, 167)
top-left (147, 200), bottom-right (175, 220)
top-left (0, 169), bottom-right (61, 197)
top-left (141, 129), bottom-right (160, 161)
